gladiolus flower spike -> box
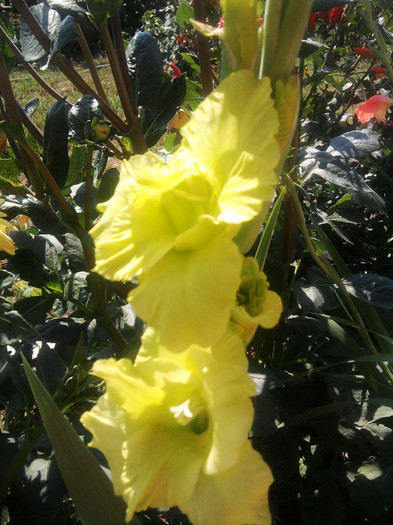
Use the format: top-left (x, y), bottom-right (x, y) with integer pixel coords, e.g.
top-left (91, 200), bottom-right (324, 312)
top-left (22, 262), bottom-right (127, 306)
top-left (91, 70), bottom-right (280, 351)
top-left (81, 329), bottom-right (273, 525)
top-left (355, 95), bottom-right (393, 124)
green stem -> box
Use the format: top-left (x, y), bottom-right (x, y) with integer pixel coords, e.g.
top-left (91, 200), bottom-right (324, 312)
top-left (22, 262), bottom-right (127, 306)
top-left (260, 0), bottom-right (284, 79)
top-left (281, 129), bottom-right (299, 282)
top-left (87, 272), bottom-right (129, 357)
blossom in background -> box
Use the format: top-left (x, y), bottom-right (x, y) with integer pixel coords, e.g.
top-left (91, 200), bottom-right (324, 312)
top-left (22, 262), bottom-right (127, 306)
top-left (309, 7), bottom-right (344, 32)
top-left (328, 7), bottom-right (345, 24)
top-left (0, 200), bottom-right (16, 255)
top-left (231, 257), bottom-right (282, 343)
top-left (81, 329), bottom-right (273, 525)
top-left (353, 47), bottom-right (374, 58)
top-left (371, 66), bottom-right (388, 78)
top-left (355, 95), bottom-right (393, 124)
top-left (168, 62), bottom-right (182, 79)
top-left (91, 70), bottom-right (280, 351)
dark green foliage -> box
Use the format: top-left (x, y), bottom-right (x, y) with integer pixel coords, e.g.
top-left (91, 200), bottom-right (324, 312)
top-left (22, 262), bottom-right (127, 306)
top-left (127, 31), bottom-right (186, 146)
top-left (43, 98), bottom-right (72, 188)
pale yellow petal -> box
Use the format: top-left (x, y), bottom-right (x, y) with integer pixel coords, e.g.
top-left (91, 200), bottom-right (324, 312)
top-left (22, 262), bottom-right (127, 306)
top-left (129, 235), bottom-right (242, 351)
top-left (182, 441), bottom-right (273, 525)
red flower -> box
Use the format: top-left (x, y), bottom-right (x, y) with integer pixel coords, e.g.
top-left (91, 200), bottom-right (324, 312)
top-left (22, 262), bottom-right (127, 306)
top-left (169, 62), bottom-right (182, 79)
top-left (328, 7), bottom-right (344, 25)
top-left (308, 12), bottom-right (319, 32)
top-left (371, 66), bottom-right (387, 78)
top-left (355, 95), bottom-right (393, 124)
top-left (309, 7), bottom-right (344, 32)
top-left (354, 47), bottom-right (373, 58)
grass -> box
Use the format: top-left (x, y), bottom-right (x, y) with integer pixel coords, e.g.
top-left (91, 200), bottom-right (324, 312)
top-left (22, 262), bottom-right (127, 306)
top-left (9, 57), bottom-right (123, 131)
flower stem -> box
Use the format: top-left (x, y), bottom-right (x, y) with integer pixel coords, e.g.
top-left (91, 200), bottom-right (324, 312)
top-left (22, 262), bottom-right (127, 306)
top-left (110, 14), bottom-right (138, 116)
top-left (0, 50), bottom-right (44, 198)
top-left (73, 20), bottom-right (109, 104)
top-left (193, 0), bottom-right (214, 95)
top-left (99, 20), bottom-right (147, 154)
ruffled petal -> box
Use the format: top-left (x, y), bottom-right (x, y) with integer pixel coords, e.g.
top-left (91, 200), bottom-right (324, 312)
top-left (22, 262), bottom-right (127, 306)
top-left (182, 441), bottom-right (273, 525)
top-left (130, 233), bottom-right (243, 351)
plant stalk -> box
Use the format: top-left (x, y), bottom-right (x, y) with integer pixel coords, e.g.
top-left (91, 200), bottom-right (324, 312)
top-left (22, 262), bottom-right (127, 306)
top-left (0, 50), bottom-right (44, 198)
top-left (193, 0), bottom-right (214, 95)
top-left (73, 20), bottom-right (109, 104)
top-left (110, 14), bottom-right (138, 116)
top-left (99, 20), bottom-right (147, 153)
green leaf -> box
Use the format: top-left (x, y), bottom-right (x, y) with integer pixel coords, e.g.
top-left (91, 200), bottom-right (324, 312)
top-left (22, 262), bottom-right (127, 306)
top-left (255, 186), bottom-right (286, 271)
top-left (326, 129), bottom-right (380, 159)
top-left (43, 98), bottom-right (72, 189)
top-left (23, 456), bottom-right (66, 523)
top-left (141, 76), bottom-right (186, 147)
top-left (19, 3), bottom-right (62, 63)
top-left (21, 354), bottom-right (129, 525)
top-left (176, 1), bottom-right (195, 28)
top-left (85, 0), bottom-right (121, 27)
top-left (65, 143), bottom-right (87, 192)
top-left (127, 31), bottom-right (163, 110)
top-left (68, 95), bottom-right (103, 143)
top-left (342, 274), bottom-right (393, 309)
top-left (97, 168), bottom-right (119, 204)
top-left (36, 342), bottom-right (68, 396)
top-left (48, 15), bottom-right (80, 63)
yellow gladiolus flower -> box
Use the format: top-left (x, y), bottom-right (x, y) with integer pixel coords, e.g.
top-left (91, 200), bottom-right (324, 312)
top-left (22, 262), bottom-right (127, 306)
top-left (81, 329), bottom-right (273, 525)
top-left (231, 257), bottom-right (282, 343)
top-left (91, 70), bottom-right (280, 350)
top-left (0, 200), bottom-right (16, 256)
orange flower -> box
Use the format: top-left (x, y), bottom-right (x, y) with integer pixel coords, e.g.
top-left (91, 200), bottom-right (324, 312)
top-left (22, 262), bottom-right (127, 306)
top-left (355, 95), bottom-right (393, 124)
top-left (371, 66), bottom-right (387, 78)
